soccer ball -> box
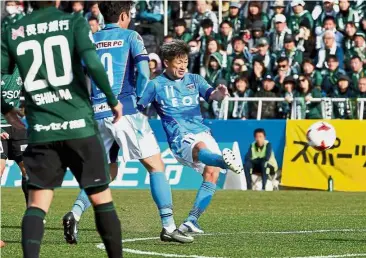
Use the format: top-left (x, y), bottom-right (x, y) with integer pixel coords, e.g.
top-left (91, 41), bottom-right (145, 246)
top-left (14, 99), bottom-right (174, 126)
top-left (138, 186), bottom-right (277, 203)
top-left (306, 121), bottom-right (336, 151)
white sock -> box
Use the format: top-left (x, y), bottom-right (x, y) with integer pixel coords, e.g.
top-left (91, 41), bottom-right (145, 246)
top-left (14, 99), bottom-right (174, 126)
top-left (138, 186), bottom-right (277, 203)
top-left (164, 224), bottom-right (177, 233)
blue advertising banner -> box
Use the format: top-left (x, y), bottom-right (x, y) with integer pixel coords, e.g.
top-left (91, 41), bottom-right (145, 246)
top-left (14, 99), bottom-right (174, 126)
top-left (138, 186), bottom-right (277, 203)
top-left (1, 120), bottom-right (286, 189)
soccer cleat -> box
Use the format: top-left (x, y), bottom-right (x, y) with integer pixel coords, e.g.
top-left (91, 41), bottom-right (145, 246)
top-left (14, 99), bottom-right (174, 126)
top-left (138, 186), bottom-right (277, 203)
top-left (178, 220), bottom-right (204, 234)
top-left (160, 228), bottom-right (194, 243)
top-left (63, 212), bottom-right (78, 244)
top-left (222, 148), bottom-right (244, 174)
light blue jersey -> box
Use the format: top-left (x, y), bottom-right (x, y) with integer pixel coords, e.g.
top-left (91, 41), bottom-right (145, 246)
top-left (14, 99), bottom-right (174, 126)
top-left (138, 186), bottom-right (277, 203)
top-left (91, 24), bottom-right (149, 119)
top-left (138, 72), bottom-right (214, 151)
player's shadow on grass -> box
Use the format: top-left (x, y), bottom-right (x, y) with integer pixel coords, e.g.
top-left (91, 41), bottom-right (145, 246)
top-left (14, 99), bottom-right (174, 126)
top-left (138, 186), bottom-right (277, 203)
top-left (318, 238), bottom-right (366, 243)
top-left (2, 225), bottom-right (96, 232)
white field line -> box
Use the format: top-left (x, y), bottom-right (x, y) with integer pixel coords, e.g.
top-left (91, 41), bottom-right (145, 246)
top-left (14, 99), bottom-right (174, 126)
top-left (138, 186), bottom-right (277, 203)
top-left (124, 248), bottom-right (225, 258)
top-left (289, 254), bottom-right (366, 258)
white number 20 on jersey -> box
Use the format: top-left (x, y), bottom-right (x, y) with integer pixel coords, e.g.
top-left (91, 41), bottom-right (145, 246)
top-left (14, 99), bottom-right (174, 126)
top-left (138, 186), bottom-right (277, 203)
top-left (16, 35), bottom-right (73, 92)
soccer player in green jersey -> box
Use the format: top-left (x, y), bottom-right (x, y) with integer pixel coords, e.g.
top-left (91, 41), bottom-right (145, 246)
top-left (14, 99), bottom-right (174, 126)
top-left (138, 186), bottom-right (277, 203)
top-left (0, 67), bottom-right (29, 206)
top-left (1, 1), bottom-right (123, 257)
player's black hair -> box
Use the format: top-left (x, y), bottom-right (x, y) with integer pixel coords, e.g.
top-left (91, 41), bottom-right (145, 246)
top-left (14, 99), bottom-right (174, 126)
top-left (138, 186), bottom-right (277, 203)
top-left (220, 20), bottom-right (233, 28)
top-left (201, 18), bottom-right (214, 29)
top-left (254, 128), bottom-right (266, 137)
top-left (88, 16), bottom-right (99, 23)
top-left (277, 56), bottom-right (289, 64)
top-left (326, 54), bottom-right (338, 62)
top-left (98, 1), bottom-right (134, 24)
top-left (160, 39), bottom-right (190, 61)
top-left (174, 18), bottom-right (187, 28)
top-left (323, 15), bottom-right (336, 24)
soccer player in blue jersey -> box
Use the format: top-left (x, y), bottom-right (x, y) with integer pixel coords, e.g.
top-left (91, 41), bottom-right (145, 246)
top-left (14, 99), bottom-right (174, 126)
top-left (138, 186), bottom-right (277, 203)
top-left (63, 1), bottom-right (193, 244)
top-left (138, 40), bottom-right (244, 234)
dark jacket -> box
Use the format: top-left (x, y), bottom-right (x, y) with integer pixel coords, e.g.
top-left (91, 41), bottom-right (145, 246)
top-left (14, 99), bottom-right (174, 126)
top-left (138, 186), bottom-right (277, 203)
top-left (249, 90), bottom-right (278, 119)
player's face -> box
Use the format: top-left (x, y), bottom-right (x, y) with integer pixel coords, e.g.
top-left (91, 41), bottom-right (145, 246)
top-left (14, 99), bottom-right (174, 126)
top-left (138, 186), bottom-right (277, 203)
top-left (89, 20), bottom-right (99, 34)
top-left (165, 55), bottom-right (189, 79)
top-left (255, 133), bottom-right (265, 146)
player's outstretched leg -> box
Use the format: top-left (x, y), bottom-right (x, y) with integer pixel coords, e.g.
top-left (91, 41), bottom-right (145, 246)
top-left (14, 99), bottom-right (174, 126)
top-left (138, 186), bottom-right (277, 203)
top-left (141, 155), bottom-right (193, 243)
top-left (179, 166), bottom-right (218, 234)
top-left (88, 187), bottom-right (122, 258)
top-left (197, 148), bottom-right (244, 174)
top-left (63, 189), bottom-right (91, 244)
top-left (22, 189), bottom-right (53, 258)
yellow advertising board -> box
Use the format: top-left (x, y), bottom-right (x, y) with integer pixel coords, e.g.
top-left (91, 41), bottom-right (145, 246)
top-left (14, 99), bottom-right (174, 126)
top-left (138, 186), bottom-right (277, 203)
top-left (282, 120), bottom-right (366, 191)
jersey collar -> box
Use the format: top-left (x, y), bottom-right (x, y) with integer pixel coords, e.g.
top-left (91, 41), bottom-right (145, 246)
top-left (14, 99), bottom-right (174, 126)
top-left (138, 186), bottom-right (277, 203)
top-left (103, 23), bottom-right (120, 30)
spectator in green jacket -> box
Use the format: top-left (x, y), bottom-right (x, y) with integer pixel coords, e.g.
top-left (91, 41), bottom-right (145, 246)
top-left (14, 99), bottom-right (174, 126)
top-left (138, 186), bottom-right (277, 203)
top-left (205, 52), bottom-right (224, 86)
top-left (287, 0), bottom-right (314, 35)
top-left (244, 128), bottom-right (278, 190)
top-left (275, 34), bottom-right (303, 74)
top-left (321, 55), bottom-right (347, 95)
top-left (2, 1), bottom-right (24, 31)
top-left (302, 58), bottom-right (323, 89)
top-left (336, 0), bottom-right (360, 32)
top-left (228, 76), bottom-right (253, 119)
top-left (332, 75), bottom-right (357, 119)
top-left (225, 57), bottom-right (248, 92)
top-left (191, 0), bottom-right (218, 39)
top-left (216, 20), bottom-right (234, 52)
top-left (227, 37), bottom-right (251, 71)
top-left (345, 32), bottom-right (366, 66)
top-left (280, 76), bottom-right (297, 118)
top-left (225, 2), bottom-right (243, 34)
top-left (344, 22), bottom-right (357, 57)
top-left (349, 55), bottom-right (366, 91)
top-left (173, 19), bottom-right (192, 43)
top-left (251, 37), bottom-right (276, 72)
top-left (296, 75), bottom-right (323, 119)
top-left (274, 56), bottom-right (297, 93)
top-left (269, 0), bottom-right (286, 31)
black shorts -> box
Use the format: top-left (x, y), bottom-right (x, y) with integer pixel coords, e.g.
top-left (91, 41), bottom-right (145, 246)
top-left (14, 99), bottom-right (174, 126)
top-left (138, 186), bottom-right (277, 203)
top-left (0, 126), bottom-right (28, 163)
top-left (23, 135), bottom-right (110, 190)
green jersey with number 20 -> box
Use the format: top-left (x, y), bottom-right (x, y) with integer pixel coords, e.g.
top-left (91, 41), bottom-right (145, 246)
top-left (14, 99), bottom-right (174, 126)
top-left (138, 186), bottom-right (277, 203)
top-left (1, 7), bottom-right (101, 143)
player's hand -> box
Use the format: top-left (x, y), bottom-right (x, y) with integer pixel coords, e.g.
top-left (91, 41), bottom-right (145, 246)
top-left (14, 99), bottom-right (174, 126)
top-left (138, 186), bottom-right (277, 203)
top-left (217, 84), bottom-right (229, 98)
top-left (0, 132), bottom-right (9, 140)
top-left (111, 101), bottom-right (123, 124)
top-left (4, 108), bottom-right (26, 130)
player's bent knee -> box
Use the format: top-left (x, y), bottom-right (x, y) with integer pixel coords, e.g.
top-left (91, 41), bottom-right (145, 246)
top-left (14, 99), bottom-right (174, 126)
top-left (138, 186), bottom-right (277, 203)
top-left (141, 154), bottom-right (165, 172)
top-left (192, 141), bottom-right (207, 162)
top-left (27, 189), bottom-right (54, 213)
top-left (86, 186), bottom-right (113, 206)
top-left (203, 166), bottom-right (220, 183)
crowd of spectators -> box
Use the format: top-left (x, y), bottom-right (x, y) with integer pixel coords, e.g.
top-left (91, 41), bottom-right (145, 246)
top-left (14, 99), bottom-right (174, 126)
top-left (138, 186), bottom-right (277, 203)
top-left (2, 0), bottom-right (366, 120)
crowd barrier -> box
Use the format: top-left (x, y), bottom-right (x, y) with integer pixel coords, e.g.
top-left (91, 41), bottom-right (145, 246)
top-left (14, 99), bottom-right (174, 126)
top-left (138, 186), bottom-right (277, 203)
top-left (2, 119), bottom-right (365, 191)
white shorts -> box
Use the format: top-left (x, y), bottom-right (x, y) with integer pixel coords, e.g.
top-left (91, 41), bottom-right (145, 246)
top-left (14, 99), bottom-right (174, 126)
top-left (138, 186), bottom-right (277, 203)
top-left (173, 131), bottom-right (221, 174)
top-left (97, 113), bottom-right (160, 163)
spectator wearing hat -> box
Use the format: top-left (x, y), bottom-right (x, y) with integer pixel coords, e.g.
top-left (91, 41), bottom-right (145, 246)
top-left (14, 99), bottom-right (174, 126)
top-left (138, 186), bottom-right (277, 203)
top-left (225, 1), bottom-right (243, 34)
top-left (269, 14), bottom-right (292, 53)
top-left (274, 57), bottom-right (297, 92)
top-left (85, 1), bottom-right (105, 29)
top-left (228, 76), bottom-right (253, 119)
top-left (302, 58), bottom-right (323, 89)
top-left (296, 18), bottom-right (317, 59)
top-left (287, 0), bottom-right (314, 35)
top-left (321, 55), bottom-right (347, 95)
top-left (216, 20), bottom-right (234, 53)
top-left (191, 0), bottom-right (218, 39)
top-left (269, 0), bottom-right (286, 31)
top-left (245, 1), bottom-right (270, 31)
top-left (349, 56), bottom-right (366, 90)
top-left (250, 75), bottom-right (279, 119)
top-left (225, 57), bottom-right (248, 92)
top-left (227, 37), bottom-right (251, 72)
top-left (315, 0), bottom-right (338, 31)
top-left (247, 20), bottom-right (266, 50)
top-left (173, 19), bottom-right (192, 43)
top-left (336, 0), bottom-right (360, 32)
top-left (249, 59), bottom-right (267, 92)
top-left (316, 30), bottom-right (344, 70)
top-left (244, 128), bottom-right (278, 190)
top-left (188, 39), bottom-right (201, 74)
top-left (275, 34), bottom-right (303, 73)
top-left (279, 76), bottom-right (298, 118)
top-left (251, 37), bottom-right (276, 72)
top-left (295, 74), bottom-right (323, 119)
top-left (346, 31), bottom-right (366, 65)
top-left (331, 75), bottom-right (357, 119)
top-left (315, 16), bottom-right (344, 50)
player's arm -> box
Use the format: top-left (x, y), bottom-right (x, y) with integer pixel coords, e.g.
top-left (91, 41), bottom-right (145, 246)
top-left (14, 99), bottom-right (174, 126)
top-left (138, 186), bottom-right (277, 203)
top-left (129, 32), bottom-right (150, 97)
top-left (195, 75), bottom-right (229, 103)
top-left (264, 142), bottom-right (273, 162)
top-left (137, 80), bottom-right (156, 111)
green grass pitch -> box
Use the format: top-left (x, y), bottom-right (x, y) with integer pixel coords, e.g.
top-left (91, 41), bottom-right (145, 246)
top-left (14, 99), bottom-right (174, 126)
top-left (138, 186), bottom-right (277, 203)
top-left (2, 188), bottom-right (366, 257)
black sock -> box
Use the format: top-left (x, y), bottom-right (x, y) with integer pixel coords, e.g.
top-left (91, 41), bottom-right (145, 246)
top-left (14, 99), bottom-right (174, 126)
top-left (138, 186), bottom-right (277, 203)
top-left (94, 202), bottom-right (122, 258)
top-left (22, 207), bottom-right (46, 258)
top-left (21, 176), bottom-right (29, 206)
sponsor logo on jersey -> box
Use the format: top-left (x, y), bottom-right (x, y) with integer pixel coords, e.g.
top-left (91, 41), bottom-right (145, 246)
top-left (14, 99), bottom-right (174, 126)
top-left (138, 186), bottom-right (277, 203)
top-left (34, 119), bottom-right (86, 132)
top-left (95, 40), bottom-right (124, 50)
top-left (12, 26), bottom-right (24, 40)
top-left (186, 84), bottom-right (195, 91)
top-left (21, 20), bottom-right (69, 38)
top-left (2, 90), bottom-right (21, 99)
top-left (93, 103), bottom-right (111, 113)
